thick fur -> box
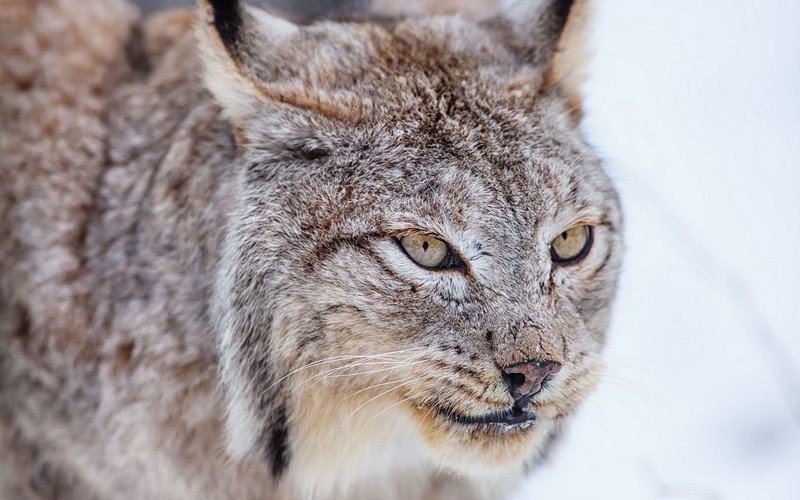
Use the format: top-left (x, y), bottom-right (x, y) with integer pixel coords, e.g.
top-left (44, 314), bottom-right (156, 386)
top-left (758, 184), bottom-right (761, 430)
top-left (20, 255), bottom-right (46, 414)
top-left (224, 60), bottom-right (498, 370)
top-left (0, 0), bottom-right (623, 499)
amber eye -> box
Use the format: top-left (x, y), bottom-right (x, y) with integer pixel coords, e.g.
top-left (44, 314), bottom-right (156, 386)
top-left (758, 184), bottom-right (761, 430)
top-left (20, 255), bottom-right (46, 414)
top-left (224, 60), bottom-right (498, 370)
top-left (550, 225), bottom-right (593, 264)
top-left (399, 234), bottom-right (450, 268)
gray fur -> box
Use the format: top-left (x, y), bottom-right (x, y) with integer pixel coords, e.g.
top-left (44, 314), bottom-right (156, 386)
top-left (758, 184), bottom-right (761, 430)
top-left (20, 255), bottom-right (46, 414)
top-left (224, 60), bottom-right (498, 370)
top-left (0, 0), bottom-right (622, 498)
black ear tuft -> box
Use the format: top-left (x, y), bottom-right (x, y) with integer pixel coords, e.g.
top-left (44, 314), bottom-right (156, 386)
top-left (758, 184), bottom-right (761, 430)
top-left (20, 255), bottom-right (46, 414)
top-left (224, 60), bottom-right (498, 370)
top-left (207, 0), bottom-right (243, 52)
top-left (550, 0), bottom-right (576, 36)
top-left (529, 0), bottom-right (577, 66)
top-left (489, 0), bottom-right (579, 68)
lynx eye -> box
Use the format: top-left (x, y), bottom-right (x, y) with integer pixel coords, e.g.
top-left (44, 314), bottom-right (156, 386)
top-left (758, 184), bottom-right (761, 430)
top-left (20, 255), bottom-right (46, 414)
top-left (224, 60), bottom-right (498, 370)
top-left (399, 234), bottom-right (450, 269)
top-left (550, 225), bottom-right (593, 264)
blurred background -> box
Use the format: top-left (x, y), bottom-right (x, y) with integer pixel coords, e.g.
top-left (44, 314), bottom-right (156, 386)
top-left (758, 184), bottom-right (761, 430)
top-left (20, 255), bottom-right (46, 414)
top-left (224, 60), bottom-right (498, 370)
top-left (135, 0), bottom-right (800, 498)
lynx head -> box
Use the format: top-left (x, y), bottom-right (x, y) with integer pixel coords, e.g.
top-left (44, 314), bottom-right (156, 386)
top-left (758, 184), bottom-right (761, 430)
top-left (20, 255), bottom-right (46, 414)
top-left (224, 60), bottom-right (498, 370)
top-left (199, 0), bottom-right (621, 493)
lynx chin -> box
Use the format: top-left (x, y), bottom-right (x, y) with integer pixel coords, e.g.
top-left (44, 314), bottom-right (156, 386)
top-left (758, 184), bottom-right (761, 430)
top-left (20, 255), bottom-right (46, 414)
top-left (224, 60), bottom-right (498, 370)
top-left (0, 0), bottom-right (623, 498)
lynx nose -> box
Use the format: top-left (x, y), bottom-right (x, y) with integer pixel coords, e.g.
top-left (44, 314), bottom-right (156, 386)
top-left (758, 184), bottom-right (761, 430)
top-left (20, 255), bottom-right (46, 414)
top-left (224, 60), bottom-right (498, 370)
top-left (502, 360), bottom-right (562, 403)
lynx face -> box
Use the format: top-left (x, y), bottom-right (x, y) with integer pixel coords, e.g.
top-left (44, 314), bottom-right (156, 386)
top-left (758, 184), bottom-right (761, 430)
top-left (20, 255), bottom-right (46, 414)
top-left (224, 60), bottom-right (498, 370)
top-left (202, 0), bottom-right (622, 491)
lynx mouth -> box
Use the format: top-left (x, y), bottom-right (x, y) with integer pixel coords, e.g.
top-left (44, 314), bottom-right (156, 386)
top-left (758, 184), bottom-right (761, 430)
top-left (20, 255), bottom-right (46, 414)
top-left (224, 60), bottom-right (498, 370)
top-left (439, 403), bottom-right (536, 430)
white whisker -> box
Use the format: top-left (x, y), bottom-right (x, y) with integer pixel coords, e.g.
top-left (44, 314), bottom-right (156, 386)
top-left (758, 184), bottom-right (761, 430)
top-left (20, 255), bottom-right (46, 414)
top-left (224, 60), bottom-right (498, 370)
top-left (345, 377), bottom-right (417, 400)
top-left (365, 394), bottom-right (418, 428)
top-left (295, 355), bottom-right (426, 393)
top-left (415, 404), bottom-right (437, 434)
top-left (322, 360), bottom-right (427, 380)
top-left (261, 347), bottom-right (425, 395)
top-left (340, 377), bottom-right (424, 427)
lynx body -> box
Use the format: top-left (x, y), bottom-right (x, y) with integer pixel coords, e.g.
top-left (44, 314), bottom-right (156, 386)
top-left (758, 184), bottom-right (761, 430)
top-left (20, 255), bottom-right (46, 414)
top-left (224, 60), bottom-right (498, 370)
top-left (0, 0), bottom-right (622, 498)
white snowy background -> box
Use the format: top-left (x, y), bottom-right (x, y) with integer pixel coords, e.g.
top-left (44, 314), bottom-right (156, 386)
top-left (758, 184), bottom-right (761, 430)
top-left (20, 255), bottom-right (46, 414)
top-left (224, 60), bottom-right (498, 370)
top-left (515, 0), bottom-right (800, 498)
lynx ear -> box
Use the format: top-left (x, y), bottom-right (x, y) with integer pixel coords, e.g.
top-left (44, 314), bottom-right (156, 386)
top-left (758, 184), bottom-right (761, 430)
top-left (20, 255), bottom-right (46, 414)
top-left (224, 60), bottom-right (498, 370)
top-left (489, 0), bottom-right (590, 115)
top-left (196, 0), bottom-right (364, 141)
top-left (549, 0), bottom-right (591, 114)
top-left (197, 0), bottom-right (294, 122)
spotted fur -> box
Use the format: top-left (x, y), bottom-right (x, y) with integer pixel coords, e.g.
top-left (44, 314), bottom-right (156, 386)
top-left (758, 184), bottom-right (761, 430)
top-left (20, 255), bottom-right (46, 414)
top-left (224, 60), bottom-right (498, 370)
top-left (0, 0), bottom-right (622, 498)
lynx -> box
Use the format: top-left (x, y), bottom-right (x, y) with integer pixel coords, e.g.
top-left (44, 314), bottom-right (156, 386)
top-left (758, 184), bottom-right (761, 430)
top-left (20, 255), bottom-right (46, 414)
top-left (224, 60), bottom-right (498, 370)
top-left (0, 0), bottom-right (623, 498)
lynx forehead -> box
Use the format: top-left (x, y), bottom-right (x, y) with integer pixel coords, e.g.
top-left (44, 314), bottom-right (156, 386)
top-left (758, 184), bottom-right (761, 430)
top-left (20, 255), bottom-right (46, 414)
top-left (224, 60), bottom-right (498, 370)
top-left (0, 0), bottom-right (622, 498)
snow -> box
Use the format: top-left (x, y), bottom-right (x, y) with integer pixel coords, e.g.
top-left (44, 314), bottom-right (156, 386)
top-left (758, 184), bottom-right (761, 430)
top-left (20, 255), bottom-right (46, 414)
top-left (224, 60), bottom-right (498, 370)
top-left (515, 0), bottom-right (800, 498)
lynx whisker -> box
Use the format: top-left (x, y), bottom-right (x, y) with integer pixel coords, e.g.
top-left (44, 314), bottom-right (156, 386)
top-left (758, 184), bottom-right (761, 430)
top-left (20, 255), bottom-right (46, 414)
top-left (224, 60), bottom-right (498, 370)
top-left (365, 394), bottom-right (418, 428)
top-left (340, 377), bottom-right (425, 427)
top-left (292, 354), bottom-right (428, 394)
top-left (344, 377), bottom-right (422, 400)
top-left (320, 360), bottom-right (427, 381)
top-left (261, 348), bottom-right (425, 395)
top-left (294, 359), bottom-right (404, 392)
top-left (415, 405), bottom-right (437, 434)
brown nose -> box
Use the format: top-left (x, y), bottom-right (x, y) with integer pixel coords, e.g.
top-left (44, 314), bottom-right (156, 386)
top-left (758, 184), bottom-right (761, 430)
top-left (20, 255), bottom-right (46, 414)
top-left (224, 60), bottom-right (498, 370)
top-left (502, 360), bottom-right (562, 403)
